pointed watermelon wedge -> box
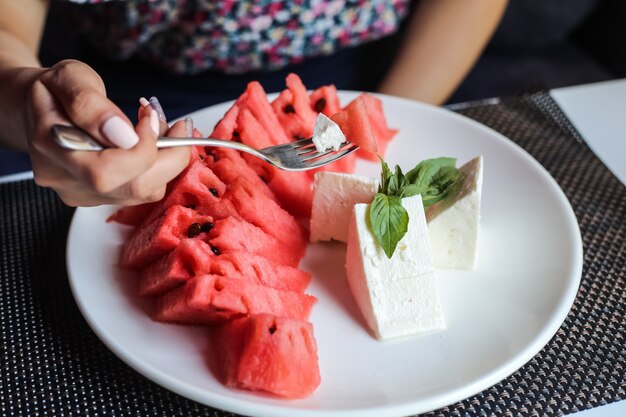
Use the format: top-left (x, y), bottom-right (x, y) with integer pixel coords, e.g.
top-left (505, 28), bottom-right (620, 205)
top-left (237, 107), bottom-right (313, 217)
top-left (120, 205), bottom-right (213, 269)
top-left (138, 239), bottom-right (311, 296)
top-left (331, 96), bottom-right (378, 158)
top-left (310, 84), bottom-right (341, 117)
top-left (153, 274), bottom-right (317, 325)
top-left (240, 81), bottom-right (291, 145)
top-left (211, 314), bottom-right (320, 399)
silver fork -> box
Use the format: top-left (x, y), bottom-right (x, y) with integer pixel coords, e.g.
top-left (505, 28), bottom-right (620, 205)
top-left (52, 124), bottom-right (359, 171)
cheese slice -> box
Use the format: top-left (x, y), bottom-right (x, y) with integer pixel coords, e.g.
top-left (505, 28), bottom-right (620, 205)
top-left (427, 156), bottom-right (483, 270)
top-left (346, 194), bottom-right (445, 340)
top-left (310, 172), bottom-right (379, 243)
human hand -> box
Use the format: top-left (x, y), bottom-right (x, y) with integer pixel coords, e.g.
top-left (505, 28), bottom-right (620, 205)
top-left (22, 59), bottom-right (190, 207)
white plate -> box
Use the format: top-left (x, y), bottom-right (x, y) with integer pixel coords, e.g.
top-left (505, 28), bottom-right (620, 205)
top-left (67, 93), bottom-right (583, 417)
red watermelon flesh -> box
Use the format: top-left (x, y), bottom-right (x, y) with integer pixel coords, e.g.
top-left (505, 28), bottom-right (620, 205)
top-left (120, 205), bottom-right (213, 269)
top-left (271, 74), bottom-right (317, 140)
top-left (210, 103), bottom-right (240, 141)
top-left (331, 96), bottom-right (378, 158)
top-left (237, 107), bottom-right (313, 217)
top-left (209, 216), bottom-right (302, 267)
top-left (224, 176), bottom-right (307, 255)
top-left (309, 84), bottom-right (341, 117)
top-left (271, 89), bottom-right (306, 140)
top-left (138, 239), bottom-right (311, 296)
top-left (153, 274), bottom-right (317, 325)
top-left (144, 160), bottom-right (234, 225)
top-left (359, 93), bottom-right (397, 160)
top-left (240, 81), bottom-right (291, 145)
top-left (107, 202), bottom-right (157, 227)
top-left (211, 314), bottom-right (320, 398)
top-left (207, 149), bottom-right (277, 202)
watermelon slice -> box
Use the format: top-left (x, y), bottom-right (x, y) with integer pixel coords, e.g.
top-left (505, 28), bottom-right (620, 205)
top-left (107, 147), bottom-right (207, 227)
top-left (209, 216), bottom-right (302, 267)
top-left (107, 202), bottom-right (157, 227)
top-left (207, 149), bottom-right (276, 202)
top-left (210, 103), bottom-right (240, 141)
top-left (359, 93), bottom-right (397, 160)
top-left (237, 107), bottom-right (313, 217)
top-left (271, 74), bottom-right (317, 140)
top-left (153, 274), bottom-right (317, 325)
top-left (119, 205), bottom-right (213, 269)
top-left (309, 84), bottom-right (341, 117)
top-left (224, 176), bottom-right (307, 255)
top-left (240, 81), bottom-right (291, 145)
top-left (138, 239), bottom-right (311, 296)
top-left (143, 160), bottom-right (235, 226)
top-left (331, 96), bottom-right (378, 157)
top-left (211, 314), bottom-right (320, 398)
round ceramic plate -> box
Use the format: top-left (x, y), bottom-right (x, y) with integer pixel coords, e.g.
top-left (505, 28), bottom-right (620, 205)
top-left (67, 93), bottom-right (583, 416)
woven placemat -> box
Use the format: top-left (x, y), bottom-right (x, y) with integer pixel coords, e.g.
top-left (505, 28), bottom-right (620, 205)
top-left (1, 92), bottom-right (624, 416)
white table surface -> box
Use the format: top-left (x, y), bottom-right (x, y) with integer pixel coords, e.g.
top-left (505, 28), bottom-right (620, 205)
top-left (552, 79), bottom-right (626, 187)
top-left (2, 81), bottom-right (624, 416)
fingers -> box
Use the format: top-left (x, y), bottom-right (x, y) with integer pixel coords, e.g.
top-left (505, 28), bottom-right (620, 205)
top-left (40, 59), bottom-right (138, 149)
top-left (42, 107), bottom-right (160, 195)
top-left (26, 61), bottom-right (191, 207)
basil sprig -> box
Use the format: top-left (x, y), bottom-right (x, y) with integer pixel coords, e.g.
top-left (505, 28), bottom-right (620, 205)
top-left (368, 157), bottom-right (462, 259)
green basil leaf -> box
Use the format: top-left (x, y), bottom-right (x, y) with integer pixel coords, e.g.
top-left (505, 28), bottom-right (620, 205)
top-left (379, 157), bottom-right (392, 194)
top-left (368, 193), bottom-right (409, 259)
top-left (400, 183), bottom-right (428, 198)
top-left (388, 165), bottom-right (407, 196)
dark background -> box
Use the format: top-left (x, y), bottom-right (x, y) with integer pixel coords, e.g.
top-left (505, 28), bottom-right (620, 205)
top-left (2, 0), bottom-right (626, 175)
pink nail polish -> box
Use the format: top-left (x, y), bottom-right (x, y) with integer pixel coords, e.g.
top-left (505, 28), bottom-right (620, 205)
top-left (150, 109), bottom-right (159, 136)
top-left (102, 116), bottom-right (139, 149)
top-left (139, 97), bottom-right (150, 107)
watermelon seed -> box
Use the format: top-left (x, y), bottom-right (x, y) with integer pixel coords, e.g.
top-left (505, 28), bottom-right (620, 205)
top-left (201, 222), bottom-right (214, 233)
top-left (283, 104), bottom-right (296, 114)
top-left (268, 324), bottom-right (277, 335)
top-left (209, 188), bottom-right (219, 197)
top-left (184, 205), bottom-right (196, 210)
top-left (210, 245), bottom-right (221, 256)
top-left (314, 98), bottom-right (327, 113)
top-left (203, 146), bottom-right (216, 157)
top-left (198, 154), bottom-right (204, 160)
top-left (232, 131), bottom-right (240, 139)
top-left (187, 223), bottom-right (202, 238)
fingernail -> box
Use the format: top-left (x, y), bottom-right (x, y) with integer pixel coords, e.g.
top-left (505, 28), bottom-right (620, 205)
top-left (102, 116), bottom-right (139, 149)
top-left (184, 116), bottom-right (194, 138)
top-left (139, 97), bottom-right (150, 107)
top-left (150, 109), bottom-right (159, 136)
top-left (149, 96), bottom-right (166, 122)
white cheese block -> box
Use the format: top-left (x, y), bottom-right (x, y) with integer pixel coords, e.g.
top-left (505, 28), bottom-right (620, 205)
top-left (346, 194), bottom-right (446, 340)
top-left (427, 156), bottom-right (484, 270)
top-left (310, 172), bottom-right (378, 243)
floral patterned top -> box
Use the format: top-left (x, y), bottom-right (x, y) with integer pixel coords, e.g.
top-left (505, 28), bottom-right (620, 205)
top-left (61, 0), bottom-right (411, 74)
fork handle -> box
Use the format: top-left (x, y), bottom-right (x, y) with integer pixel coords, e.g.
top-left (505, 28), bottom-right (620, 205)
top-left (52, 124), bottom-right (266, 159)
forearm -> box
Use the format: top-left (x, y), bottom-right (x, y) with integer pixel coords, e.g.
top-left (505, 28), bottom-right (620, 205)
top-left (0, 31), bottom-right (46, 150)
top-left (378, 0), bottom-right (507, 105)
top-left (0, 0), bottom-right (48, 150)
